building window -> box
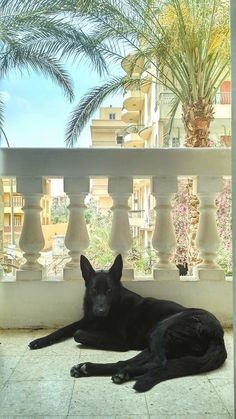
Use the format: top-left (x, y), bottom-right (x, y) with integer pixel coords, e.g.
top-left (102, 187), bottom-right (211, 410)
top-left (109, 113), bottom-right (116, 120)
top-left (14, 215), bottom-right (22, 226)
top-left (171, 137), bottom-right (180, 148)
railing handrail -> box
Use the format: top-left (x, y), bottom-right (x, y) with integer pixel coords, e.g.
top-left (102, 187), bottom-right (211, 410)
top-left (0, 148), bottom-right (231, 177)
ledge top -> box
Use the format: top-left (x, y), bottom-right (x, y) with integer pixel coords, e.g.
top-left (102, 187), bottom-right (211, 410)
top-left (0, 147), bottom-right (231, 177)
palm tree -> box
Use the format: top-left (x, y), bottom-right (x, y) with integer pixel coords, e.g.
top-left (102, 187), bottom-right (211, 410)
top-left (62, 0), bottom-right (230, 147)
top-left (0, 0), bottom-right (108, 132)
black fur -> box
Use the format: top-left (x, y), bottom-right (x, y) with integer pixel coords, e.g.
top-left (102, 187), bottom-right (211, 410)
top-left (29, 254), bottom-right (227, 392)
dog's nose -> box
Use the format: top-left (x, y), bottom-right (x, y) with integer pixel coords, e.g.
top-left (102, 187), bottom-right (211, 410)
top-left (95, 307), bottom-right (108, 316)
top-left (98, 307), bottom-right (105, 313)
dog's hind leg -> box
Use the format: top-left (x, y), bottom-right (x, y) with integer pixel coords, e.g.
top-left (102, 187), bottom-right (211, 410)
top-left (70, 348), bottom-right (150, 378)
top-left (112, 348), bottom-right (167, 385)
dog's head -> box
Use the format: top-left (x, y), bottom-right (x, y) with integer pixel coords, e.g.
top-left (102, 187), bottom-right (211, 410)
top-left (80, 254), bottom-right (123, 317)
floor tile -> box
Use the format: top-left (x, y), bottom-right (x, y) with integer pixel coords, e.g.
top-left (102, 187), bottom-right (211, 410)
top-left (10, 354), bottom-right (79, 381)
top-left (69, 377), bottom-right (148, 416)
top-left (0, 380), bottom-right (74, 416)
top-left (209, 378), bottom-right (234, 416)
top-left (0, 356), bottom-right (21, 385)
top-left (149, 415), bottom-right (232, 419)
top-left (145, 376), bottom-right (230, 416)
top-left (0, 329), bottom-right (233, 418)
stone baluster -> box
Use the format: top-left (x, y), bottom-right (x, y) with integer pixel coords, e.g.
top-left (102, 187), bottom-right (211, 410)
top-left (151, 176), bottom-right (179, 280)
top-left (108, 177), bottom-right (133, 279)
top-left (194, 176), bottom-right (224, 280)
top-left (16, 177), bottom-right (45, 280)
top-left (63, 177), bottom-right (90, 280)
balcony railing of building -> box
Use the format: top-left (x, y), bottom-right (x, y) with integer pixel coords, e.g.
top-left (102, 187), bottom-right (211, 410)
top-left (0, 148), bottom-right (232, 328)
top-left (159, 91), bottom-right (231, 105)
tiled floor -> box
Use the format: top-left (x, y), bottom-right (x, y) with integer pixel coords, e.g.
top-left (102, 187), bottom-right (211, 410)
top-left (0, 329), bottom-right (234, 418)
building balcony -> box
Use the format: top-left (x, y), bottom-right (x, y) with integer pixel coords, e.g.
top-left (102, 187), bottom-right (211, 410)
top-left (158, 92), bottom-right (231, 121)
top-left (123, 90), bottom-right (144, 111)
top-left (139, 125), bottom-right (152, 141)
top-left (121, 52), bottom-right (144, 75)
top-left (123, 132), bottom-right (145, 148)
top-left (3, 205), bottom-right (23, 214)
top-left (0, 147), bottom-right (233, 416)
top-left (121, 108), bottom-right (140, 123)
top-left (140, 72), bottom-right (152, 93)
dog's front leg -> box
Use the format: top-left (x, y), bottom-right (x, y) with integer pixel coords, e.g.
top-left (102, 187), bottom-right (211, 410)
top-left (74, 329), bottom-right (129, 351)
top-left (29, 319), bottom-right (88, 349)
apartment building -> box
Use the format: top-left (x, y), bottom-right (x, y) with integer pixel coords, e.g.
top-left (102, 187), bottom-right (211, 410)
top-left (2, 178), bottom-right (51, 247)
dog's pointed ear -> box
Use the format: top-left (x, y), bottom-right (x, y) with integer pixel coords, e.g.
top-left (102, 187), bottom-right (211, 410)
top-left (109, 254), bottom-right (123, 281)
top-left (80, 255), bottom-right (95, 282)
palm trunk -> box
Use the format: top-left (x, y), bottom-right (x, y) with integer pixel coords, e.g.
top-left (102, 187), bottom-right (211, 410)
top-left (182, 99), bottom-right (214, 271)
top-left (182, 99), bottom-right (214, 147)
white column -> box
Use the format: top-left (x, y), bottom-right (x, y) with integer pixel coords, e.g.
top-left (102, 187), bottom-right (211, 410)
top-left (195, 176), bottom-right (224, 280)
top-left (16, 177), bottom-right (45, 280)
top-left (151, 176), bottom-right (179, 280)
top-left (0, 179), bottom-right (4, 279)
top-left (108, 177), bottom-right (133, 279)
top-left (63, 177), bottom-right (90, 280)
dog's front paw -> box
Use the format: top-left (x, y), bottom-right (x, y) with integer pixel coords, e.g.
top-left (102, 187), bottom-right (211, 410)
top-left (70, 363), bottom-right (89, 378)
top-left (112, 371), bottom-right (130, 384)
top-left (29, 338), bottom-right (47, 350)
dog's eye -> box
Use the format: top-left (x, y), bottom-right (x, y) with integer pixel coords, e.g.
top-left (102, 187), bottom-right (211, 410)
top-left (106, 289), bottom-right (112, 295)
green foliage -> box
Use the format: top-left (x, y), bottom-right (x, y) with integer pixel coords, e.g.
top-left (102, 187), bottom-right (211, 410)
top-left (86, 206), bottom-right (114, 269)
top-left (128, 241), bottom-right (156, 275)
top-left (0, 0), bottom-right (108, 130)
top-left (51, 197), bottom-right (69, 224)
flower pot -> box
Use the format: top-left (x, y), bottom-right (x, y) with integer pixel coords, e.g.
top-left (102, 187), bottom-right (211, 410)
top-left (220, 135), bottom-right (231, 147)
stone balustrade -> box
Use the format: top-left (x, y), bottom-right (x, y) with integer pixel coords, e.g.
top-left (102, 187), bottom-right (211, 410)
top-left (0, 148), bottom-right (232, 327)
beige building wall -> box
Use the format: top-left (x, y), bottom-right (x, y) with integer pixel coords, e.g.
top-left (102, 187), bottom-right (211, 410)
top-left (91, 106), bottom-right (127, 147)
top-left (42, 222), bottom-right (68, 251)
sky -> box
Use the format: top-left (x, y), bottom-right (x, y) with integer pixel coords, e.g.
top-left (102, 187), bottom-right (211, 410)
top-left (0, 60), bottom-right (124, 149)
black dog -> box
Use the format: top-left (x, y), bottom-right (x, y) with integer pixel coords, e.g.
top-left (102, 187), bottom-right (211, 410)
top-left (29, 255), bottom-right (227, 392)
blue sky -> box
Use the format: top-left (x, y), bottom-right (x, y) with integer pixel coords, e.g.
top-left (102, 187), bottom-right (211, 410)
top-left (1, 60), bottom-right (124, 148)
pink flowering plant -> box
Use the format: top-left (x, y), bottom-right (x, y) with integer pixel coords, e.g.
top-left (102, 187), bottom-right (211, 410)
top-left (215, 180), bottom-right (232, 275)
top-left (172, 179), bottom-right (190, 266)
top-left (172, 178), bottom-right (232, 276)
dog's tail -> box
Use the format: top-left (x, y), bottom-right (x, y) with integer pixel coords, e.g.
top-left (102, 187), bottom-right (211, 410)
top-left (133, 338), bottom-right (227, 392)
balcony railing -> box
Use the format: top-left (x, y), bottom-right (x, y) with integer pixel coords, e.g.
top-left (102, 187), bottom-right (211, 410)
top-left (159, 92), bottom-right (231, 105)
top-left (0, 148), bottom-right (232, 327)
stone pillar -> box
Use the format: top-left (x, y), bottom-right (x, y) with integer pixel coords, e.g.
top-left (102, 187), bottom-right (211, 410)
top-left (0, 178), bottom-right (4, 279)
top-left (151, 176), bottom-right (179, 280)
top-left (108, 177), bottom-right (133, 279)
top-left (195, 176), bottom-right (224, 280)
top-left (16, 177), bottom-right (45, 280)
top-left (63, 177), bottom-right (90, 280)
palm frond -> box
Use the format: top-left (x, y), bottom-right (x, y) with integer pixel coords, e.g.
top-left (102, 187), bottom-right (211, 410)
top-left (0, 44), bottom-right (74, 101)
top-left (65, 75), bottom-right (135, 147)
top-left (0, 93), bottom-right (5, 136)
top-left (163, 94), bottom-right (181, 143)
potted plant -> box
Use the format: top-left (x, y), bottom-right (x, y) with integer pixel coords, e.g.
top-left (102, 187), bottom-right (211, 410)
top-left (220, 125), bottom-right (231, 147)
